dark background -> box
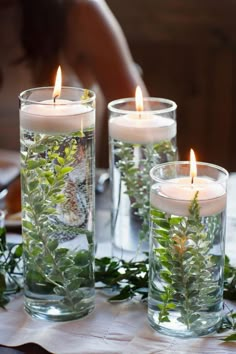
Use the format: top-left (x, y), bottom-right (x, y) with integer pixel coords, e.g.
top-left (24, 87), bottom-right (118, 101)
top-left (107, 0), bottom-right (236, 171)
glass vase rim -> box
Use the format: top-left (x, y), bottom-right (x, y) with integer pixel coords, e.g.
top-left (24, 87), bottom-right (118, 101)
top-left (150, 161), bottom-right (229, 184)
top-left (19, 86), bottom-right (95, 105)
top-left (108, 97), bottom-right (177, 114)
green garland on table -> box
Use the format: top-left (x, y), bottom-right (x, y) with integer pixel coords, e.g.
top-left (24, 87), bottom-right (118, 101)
top-left (0, 226), bottom-right (23, 307)
top-left (0, 230), bottom-right (236, 341)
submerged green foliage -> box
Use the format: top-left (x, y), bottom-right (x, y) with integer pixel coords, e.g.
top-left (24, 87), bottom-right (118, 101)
top-left (114, 140), bottom-right (177, 243)
top-left (20, 131), bottom-right (94, 311)
top-left (150, 192), bottom-right (224, 330)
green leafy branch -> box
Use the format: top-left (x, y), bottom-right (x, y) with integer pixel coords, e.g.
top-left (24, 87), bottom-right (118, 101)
top-left (0, 225), bottom-right (23, 308)
top-left (95, 256), bottom-right (149, 301)
top-left (114, 140), bottom-right (177, 243)
top-left (20, 132), bottom-right (94, 311)
top-left (150, 192), bottom-right (225, 330)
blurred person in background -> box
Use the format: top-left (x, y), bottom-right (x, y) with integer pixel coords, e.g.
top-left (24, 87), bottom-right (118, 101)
top-left (0, 0), bottom-right (148, 168)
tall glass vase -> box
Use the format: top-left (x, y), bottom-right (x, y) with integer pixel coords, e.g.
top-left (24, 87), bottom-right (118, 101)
top-left (148, 161), bottom-right (228, 337)
top-left (108, 97), bottom-right (177, 259)
top-left (19, 87), bottom-right (96, 321)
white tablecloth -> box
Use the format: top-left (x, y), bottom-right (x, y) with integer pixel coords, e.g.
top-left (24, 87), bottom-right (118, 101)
top-left (0, 292), bottom-right (236, 354)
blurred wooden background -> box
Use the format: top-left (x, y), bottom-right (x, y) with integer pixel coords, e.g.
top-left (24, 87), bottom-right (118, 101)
top-left (107, 0), bottom-right (236, 171)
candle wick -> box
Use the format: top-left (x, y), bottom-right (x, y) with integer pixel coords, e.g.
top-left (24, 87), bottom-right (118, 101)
top-left (53, 95), bottom-right (59, 103)
top-left (191, 176), bottom-right (194, 184)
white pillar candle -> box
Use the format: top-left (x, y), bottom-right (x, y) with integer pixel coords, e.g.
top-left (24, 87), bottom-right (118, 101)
top-left (109, 113), bottom-right (176, 144)
top-left (20, 99), bottom-right (95, 134)
top-left (151, 176), bottom-right (226, 217)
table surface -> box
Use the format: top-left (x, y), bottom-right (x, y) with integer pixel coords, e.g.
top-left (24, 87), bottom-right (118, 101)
top-left (1, 173), bottom-right (236, 354)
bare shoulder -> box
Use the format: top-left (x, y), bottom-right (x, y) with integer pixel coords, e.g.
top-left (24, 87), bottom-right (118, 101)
top-left (65, 0), bottom-right (148, 99)
top-left (65, 0), bottom-right (120, 64)
top-left (68, 0), bottom-right (109, 16)
top-left (68, 0), bottom-right (120, 33)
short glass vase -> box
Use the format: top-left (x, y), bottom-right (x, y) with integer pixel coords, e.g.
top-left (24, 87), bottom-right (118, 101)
top-left (148, 161), bottom-right (228, 337)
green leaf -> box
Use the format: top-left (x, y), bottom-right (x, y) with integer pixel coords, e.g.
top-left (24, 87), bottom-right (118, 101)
top-left (169, 217), bottom-right (183, 225)
top-left (47, 239), bottom-right (59, 252)
top-left (108, 285), bottom-right (132, 302)
top-left (74, 250), bottom-right (90, 266)
top-left (220, 333), bottom-right (236, 341)
top-left (22, 220), bottom-right (34, 230)
top-left (72, 131), bottom-right (85, 138)
top-left (0, 273), bottom-right (6, 292)
top-left (32, 145), bottom-right (47, 153)
top-left (67, 278), bottom-right (83, 291)
top-left (59, 167), bottom-right (73, 175)
top-left (27, 159), bottom-right (46, 169)
top-left (57, 156), bottom-right (65, 165)
top-left (55, 248), bottom-right (69, 258)
top-left (28, 180), bottom-right (39, 191)
top-left (13, 244), bottom-right (23, 258)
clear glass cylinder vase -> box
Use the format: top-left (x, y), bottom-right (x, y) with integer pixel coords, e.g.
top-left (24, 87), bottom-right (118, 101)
top-left (19, 87), bottom-right (96, 321)
top-left (148, 161), bottom-right (228, 337)
top-left (108, 97), bottom-right (177, 259)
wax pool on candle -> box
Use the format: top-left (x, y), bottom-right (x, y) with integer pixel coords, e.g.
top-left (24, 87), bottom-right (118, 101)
top-left (20, 99), bottom-right (95, 134)
top-left (150, 177), bottom-right (226, 217)
top-left (109, 113), bottom-right (176, 144)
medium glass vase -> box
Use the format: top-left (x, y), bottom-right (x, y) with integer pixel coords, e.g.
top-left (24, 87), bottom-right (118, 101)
top-left (148, 161), bottom-right (228, 337)
top-left (108, 97), bottom-right (177, 259)
top-left (19, 87), bottom-right (96, 321)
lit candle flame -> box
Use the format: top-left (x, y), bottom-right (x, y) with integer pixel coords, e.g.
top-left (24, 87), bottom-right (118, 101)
top-left (135, 86), bottom-right (143, 115)
top-left (190, 148), bottom-right (197, 184)
top-left (53, 66), bottom-right (62, 102)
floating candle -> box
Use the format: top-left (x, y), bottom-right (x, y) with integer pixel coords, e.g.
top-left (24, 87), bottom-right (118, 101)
top-left (109, 87), bottom-right (177, 144)
top-left (150, 150), bottom-right (228, 217)
top-left (20, 67), bottom-right (94, 134)
top-left (150, 177), bottom-right (226, 217)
